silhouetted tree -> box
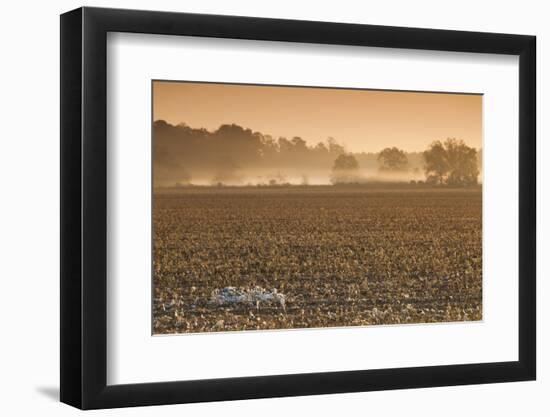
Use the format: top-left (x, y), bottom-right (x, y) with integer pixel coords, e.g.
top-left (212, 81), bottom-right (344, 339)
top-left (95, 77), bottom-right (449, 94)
top-left (423, 141), bottom-right (448, 185)
top-left (327, 137), bottom-right (345, 156)
top-left (378, 147), bottom-right (408, 171)
top-left (423, 138), bottom-right (479, 186)
top-left (330, 154), bottom-right (360, 184)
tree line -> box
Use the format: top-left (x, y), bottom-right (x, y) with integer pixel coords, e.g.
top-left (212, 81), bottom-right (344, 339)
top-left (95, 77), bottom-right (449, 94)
top-left (154, 120), bottom-right (480, 186)
top-left (332, 139), bottom-right (480, 186)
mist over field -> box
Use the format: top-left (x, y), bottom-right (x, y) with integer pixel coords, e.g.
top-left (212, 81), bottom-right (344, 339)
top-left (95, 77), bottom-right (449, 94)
top-left (153, 120), bottom-right (480, 187)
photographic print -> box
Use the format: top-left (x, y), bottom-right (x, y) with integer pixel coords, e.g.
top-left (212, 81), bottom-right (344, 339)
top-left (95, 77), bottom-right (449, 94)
top-left (152, 81), bottom-right (482, 335)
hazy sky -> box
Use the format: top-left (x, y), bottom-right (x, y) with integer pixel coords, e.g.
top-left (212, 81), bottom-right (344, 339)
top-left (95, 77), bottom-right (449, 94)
top-left (153, 81), bottom-right (482, 153)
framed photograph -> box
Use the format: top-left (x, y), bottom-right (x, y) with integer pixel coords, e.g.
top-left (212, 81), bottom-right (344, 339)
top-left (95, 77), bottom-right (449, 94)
top-left (60, 6), bottom-right (536, 409)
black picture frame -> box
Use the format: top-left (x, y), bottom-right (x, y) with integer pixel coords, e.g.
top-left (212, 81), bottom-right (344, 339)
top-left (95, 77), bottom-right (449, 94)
top-left (60, 6), bottom-right (536, 410)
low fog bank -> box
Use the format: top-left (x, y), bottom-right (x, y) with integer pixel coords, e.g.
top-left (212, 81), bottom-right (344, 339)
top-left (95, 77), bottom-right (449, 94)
top-left (154, 121), bottom-right (481, 188)
top-left (164, 168), bottom-right (428, 187)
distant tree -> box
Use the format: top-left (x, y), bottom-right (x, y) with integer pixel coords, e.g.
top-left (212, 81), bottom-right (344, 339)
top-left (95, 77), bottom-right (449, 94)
top-left (330, 154), bottom-right (360, 184)
top-left (291, 136), bottom-right (308, 152)
top-left (327, 137), bottom-right (346, 156)
top-left (314, 142), bottom-right (329, 154)
top-left (423, 138), bottom-right (479, 186)
top-left (277, 137), bottom-right (293, 154)
top-left (423, 141), bottom-right (448, 185)
top-left (377, 147), bottom-right (408, 171)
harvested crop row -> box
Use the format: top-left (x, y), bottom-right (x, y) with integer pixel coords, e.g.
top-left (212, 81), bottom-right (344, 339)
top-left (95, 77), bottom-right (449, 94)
top-left (153, 186), bottom-right (482, 334)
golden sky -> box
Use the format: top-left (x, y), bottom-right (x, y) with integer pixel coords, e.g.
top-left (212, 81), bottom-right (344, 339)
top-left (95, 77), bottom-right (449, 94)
top-left (153, 81), bottom-right (482, 153)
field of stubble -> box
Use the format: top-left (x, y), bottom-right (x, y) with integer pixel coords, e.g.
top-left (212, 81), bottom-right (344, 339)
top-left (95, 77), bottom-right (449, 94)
top-left (153, 186), bottom-right (482, 334)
